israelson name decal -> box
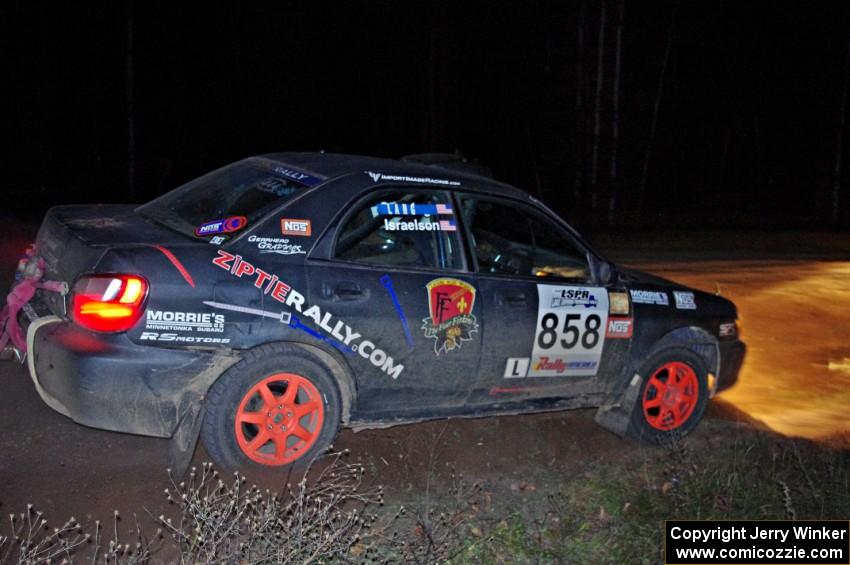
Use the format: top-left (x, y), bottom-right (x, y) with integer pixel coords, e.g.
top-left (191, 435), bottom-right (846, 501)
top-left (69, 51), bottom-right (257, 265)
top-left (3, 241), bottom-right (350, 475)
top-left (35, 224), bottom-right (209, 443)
top-left (364, 171), bottom-right (461, 187)
top-left (383, 218), bottom-right (457, 232)
top-left (211, 250), bottom-right (404, 379)
top-left (281, 218), bottom-right (311, 237)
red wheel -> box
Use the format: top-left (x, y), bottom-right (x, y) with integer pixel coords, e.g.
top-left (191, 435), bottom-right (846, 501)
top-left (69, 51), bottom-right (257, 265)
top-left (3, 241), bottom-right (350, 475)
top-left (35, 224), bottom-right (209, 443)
top-left (201, 344), bottom-right (341, 472)
top-left (641, 362), bottom-right (699, 431)
top-left (629, 346), bottom-right (709, 443)
top-left (234, 373), bottom-right (325, 466)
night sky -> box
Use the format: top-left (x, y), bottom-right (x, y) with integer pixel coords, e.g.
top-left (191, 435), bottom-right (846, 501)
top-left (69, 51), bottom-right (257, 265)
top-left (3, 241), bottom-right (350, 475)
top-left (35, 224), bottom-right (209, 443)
top-left (4, 1), bottom-right (850, 229)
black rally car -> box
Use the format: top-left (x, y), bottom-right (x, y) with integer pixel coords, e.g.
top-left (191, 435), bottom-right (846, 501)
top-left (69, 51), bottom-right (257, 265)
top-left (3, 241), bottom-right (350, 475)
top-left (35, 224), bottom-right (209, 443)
top-left (11, 153), bottom-right (745, 471)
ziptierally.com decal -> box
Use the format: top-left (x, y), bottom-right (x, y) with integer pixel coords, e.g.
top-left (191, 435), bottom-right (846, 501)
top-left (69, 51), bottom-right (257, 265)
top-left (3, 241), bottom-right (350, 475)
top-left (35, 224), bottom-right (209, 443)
top-left (211, 250), bottom-right (403, 379)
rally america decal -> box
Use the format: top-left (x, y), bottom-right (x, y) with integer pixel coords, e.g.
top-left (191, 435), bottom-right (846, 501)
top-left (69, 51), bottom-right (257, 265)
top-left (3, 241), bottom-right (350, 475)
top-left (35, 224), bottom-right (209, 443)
top-left (526, 285), bottom-right (609, 377)
top-left (421, 278), bottom-right (479, 355)
top-left (211, 250), bottom-right (404, 379)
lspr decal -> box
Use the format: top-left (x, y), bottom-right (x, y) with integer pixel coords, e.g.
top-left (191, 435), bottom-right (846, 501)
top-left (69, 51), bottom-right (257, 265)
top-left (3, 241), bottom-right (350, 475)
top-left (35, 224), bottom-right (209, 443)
top-left (421, 278), bottom-right (479, 355)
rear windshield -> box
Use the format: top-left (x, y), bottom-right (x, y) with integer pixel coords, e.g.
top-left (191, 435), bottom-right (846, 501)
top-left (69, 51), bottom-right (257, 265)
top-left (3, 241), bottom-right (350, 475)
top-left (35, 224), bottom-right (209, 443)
top-left (138, 157), bottom-right (321, 240)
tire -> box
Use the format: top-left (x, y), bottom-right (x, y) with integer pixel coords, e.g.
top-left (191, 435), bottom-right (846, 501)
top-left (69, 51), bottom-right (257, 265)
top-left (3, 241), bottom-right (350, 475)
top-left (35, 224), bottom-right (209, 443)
top-left (201, 343), bottom-right (342, 472)
top-left (628, 346), bottom-right (709, 444)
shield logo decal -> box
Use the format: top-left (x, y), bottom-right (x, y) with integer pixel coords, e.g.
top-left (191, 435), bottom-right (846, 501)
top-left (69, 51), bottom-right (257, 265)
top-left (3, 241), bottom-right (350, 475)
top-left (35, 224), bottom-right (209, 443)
top-left (421, 278), bottom-right (479, 355)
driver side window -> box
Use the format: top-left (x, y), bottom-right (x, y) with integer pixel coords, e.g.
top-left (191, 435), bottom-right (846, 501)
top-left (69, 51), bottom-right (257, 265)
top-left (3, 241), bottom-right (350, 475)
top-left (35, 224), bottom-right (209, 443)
top-left (459, 196), bottom-right (590, 280)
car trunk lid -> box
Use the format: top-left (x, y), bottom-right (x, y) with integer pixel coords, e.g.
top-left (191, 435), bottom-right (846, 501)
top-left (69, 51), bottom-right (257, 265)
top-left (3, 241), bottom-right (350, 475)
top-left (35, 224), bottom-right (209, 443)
top-left (33, 205), bottom-right (191, 317)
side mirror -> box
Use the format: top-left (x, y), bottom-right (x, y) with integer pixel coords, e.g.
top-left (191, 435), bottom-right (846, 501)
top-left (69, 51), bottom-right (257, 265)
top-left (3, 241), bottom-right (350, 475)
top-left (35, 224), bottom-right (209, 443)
top-left (597, 261), bottom-right (619, 286)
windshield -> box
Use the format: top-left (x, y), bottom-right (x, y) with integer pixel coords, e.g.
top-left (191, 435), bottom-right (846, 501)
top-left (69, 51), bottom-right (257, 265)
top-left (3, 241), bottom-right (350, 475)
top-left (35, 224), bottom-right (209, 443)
top-left (138, 157), bottom-right (321, 240)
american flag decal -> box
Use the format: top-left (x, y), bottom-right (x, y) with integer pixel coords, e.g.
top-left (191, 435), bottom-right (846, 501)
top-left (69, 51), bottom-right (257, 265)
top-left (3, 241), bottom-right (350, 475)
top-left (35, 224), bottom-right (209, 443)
top-left (436, 203), bottom-right (453, 215)
top-left (439, 219), bottom-right (457, 231)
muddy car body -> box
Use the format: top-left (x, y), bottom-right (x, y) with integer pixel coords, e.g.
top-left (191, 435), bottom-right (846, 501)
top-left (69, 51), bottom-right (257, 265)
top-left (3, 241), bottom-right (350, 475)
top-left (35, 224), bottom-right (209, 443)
top-left (12, 153), bottom-right (746, 471)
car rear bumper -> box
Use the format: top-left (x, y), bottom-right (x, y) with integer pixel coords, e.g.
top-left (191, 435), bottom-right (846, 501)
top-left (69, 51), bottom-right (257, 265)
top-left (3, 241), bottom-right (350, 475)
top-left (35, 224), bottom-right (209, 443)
top-left (27, 316), bottom-right (237, 438)
top-left (716, 339), bottom-right (746, 393)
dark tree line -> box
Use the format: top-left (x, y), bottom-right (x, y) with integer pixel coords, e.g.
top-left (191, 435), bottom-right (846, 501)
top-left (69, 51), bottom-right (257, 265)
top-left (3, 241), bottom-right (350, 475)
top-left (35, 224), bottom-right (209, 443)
top-left (3, 1), bottom-right (850, 229)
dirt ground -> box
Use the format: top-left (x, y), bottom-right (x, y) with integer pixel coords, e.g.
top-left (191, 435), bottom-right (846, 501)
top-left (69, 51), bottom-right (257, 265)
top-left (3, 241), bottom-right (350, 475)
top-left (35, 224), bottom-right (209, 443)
top-left (1, 220), bottom-right (849, 537)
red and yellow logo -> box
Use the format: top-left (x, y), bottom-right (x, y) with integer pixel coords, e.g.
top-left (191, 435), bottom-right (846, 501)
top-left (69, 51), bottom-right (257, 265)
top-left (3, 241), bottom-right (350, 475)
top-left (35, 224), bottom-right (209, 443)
top-left (422, 278), bottom-right (479, 355)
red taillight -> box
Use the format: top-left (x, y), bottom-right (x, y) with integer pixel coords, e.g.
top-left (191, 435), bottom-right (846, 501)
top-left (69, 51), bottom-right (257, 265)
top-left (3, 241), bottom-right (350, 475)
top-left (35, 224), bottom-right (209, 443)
top-left (71, 274), bottom-right (149, 332)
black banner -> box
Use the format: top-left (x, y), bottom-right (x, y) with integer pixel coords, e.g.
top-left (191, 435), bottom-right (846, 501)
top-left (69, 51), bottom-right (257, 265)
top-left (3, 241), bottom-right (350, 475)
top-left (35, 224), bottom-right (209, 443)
top-left (665, 520), bottom-right (849, 564)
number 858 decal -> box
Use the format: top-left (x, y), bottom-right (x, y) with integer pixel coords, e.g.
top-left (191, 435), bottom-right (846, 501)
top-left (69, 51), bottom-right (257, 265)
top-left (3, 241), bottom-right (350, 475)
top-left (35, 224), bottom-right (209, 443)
top-left (537, 313), bottom-right (602, 350)
top-left (529, 285), bottom-right (609, 377)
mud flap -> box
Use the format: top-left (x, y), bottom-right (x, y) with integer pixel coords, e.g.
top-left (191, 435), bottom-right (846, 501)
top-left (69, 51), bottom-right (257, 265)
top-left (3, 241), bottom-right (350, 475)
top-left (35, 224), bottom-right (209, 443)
top-left (593, 372), bottom-right (643, 437)
top-left (168, 404), bottom-right (206, 478)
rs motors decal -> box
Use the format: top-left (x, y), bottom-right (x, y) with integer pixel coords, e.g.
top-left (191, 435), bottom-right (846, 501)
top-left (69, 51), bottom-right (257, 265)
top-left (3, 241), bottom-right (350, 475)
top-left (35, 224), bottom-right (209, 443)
top-left (505, 285), bottom-right (609, 378)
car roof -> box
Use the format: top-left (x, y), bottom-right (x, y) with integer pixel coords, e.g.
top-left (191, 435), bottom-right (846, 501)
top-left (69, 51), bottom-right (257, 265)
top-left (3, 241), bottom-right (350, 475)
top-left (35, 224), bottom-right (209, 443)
top-left (260, 151), bottom-right (530, 200)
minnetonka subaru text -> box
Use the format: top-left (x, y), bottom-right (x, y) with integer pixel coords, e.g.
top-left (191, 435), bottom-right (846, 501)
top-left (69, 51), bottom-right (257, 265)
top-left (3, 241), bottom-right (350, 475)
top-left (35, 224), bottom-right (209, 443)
top-left (1, 153), bottom-right (745, 472)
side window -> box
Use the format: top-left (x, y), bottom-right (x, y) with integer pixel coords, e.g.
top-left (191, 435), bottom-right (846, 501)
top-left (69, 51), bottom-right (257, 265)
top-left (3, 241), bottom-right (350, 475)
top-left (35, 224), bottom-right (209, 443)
top-left (459, 196), bottom-right (590, 280)
top-left (334, 189), bottom-right (461, 270)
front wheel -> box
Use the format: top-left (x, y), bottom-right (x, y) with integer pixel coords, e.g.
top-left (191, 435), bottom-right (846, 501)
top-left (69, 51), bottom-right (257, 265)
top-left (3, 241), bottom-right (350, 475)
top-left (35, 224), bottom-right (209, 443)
top-left (201, 344), bottom-right (342, 471)
top-left (628, 347), bottom-right (709, 444)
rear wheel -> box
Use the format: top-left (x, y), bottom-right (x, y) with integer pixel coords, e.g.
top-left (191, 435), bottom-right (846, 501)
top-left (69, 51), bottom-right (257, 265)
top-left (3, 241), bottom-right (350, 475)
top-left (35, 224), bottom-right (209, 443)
top-left (629, 347), bottom-right (709, 444)
top-left (201, 344), bottom-right (341, 471)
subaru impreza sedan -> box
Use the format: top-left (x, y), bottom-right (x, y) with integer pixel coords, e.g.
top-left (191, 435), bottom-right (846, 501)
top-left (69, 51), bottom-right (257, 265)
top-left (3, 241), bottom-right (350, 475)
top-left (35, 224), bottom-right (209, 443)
top-left (5, 152), bottom-right (745, 472)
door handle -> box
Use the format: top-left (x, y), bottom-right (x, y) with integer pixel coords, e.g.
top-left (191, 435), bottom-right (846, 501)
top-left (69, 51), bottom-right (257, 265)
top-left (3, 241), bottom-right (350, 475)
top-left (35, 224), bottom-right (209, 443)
top-left (498, 292), bottom-right (527, 306)
top-left (322, 282), bottom-right (367, 301)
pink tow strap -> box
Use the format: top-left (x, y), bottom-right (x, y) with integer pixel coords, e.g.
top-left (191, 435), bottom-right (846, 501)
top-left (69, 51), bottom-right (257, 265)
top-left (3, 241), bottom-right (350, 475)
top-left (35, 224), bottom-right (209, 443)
top-left (0, 257), bottom-right (65, 352)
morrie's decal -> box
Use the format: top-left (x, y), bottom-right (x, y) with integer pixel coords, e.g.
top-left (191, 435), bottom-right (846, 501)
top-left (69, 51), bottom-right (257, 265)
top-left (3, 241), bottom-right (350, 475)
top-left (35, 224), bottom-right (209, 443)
top-left (248, 235), bottom-right (306, 255)
top-left (673, 291), bottom-right (696, 310)
top-left (145, 310), bottom-right (225, 333)
top-left (195, 216), bottom-right (247, 237)
top-left (608, 291), bottom-right (630, 315)
top-left (382, 218), bottom-right (457, 232)
top-left (531, 285), bottom-right (609, 376)
top-left (364, 171), bottom-right (461, 187)
top-left (630, 289), bottom-right (669, 306)
top-left (421, 278), bottom-right (479, 355)
top-left (272, 166), bottom-right (323, 187)
top-left (719, 322), bottom-right (737, 337)
top-left (606, 317), bottom-right (633, 338)
top-left (140, 332), bottom-right (231, 344)
top-left (211, 250), bottom-right (404, 379)
top-left (380, 275), bottom-right (414, 350)
top-left (280, 218), bottom-right (312, 237)
top-left (371, 202), bottom-right (454, 216)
